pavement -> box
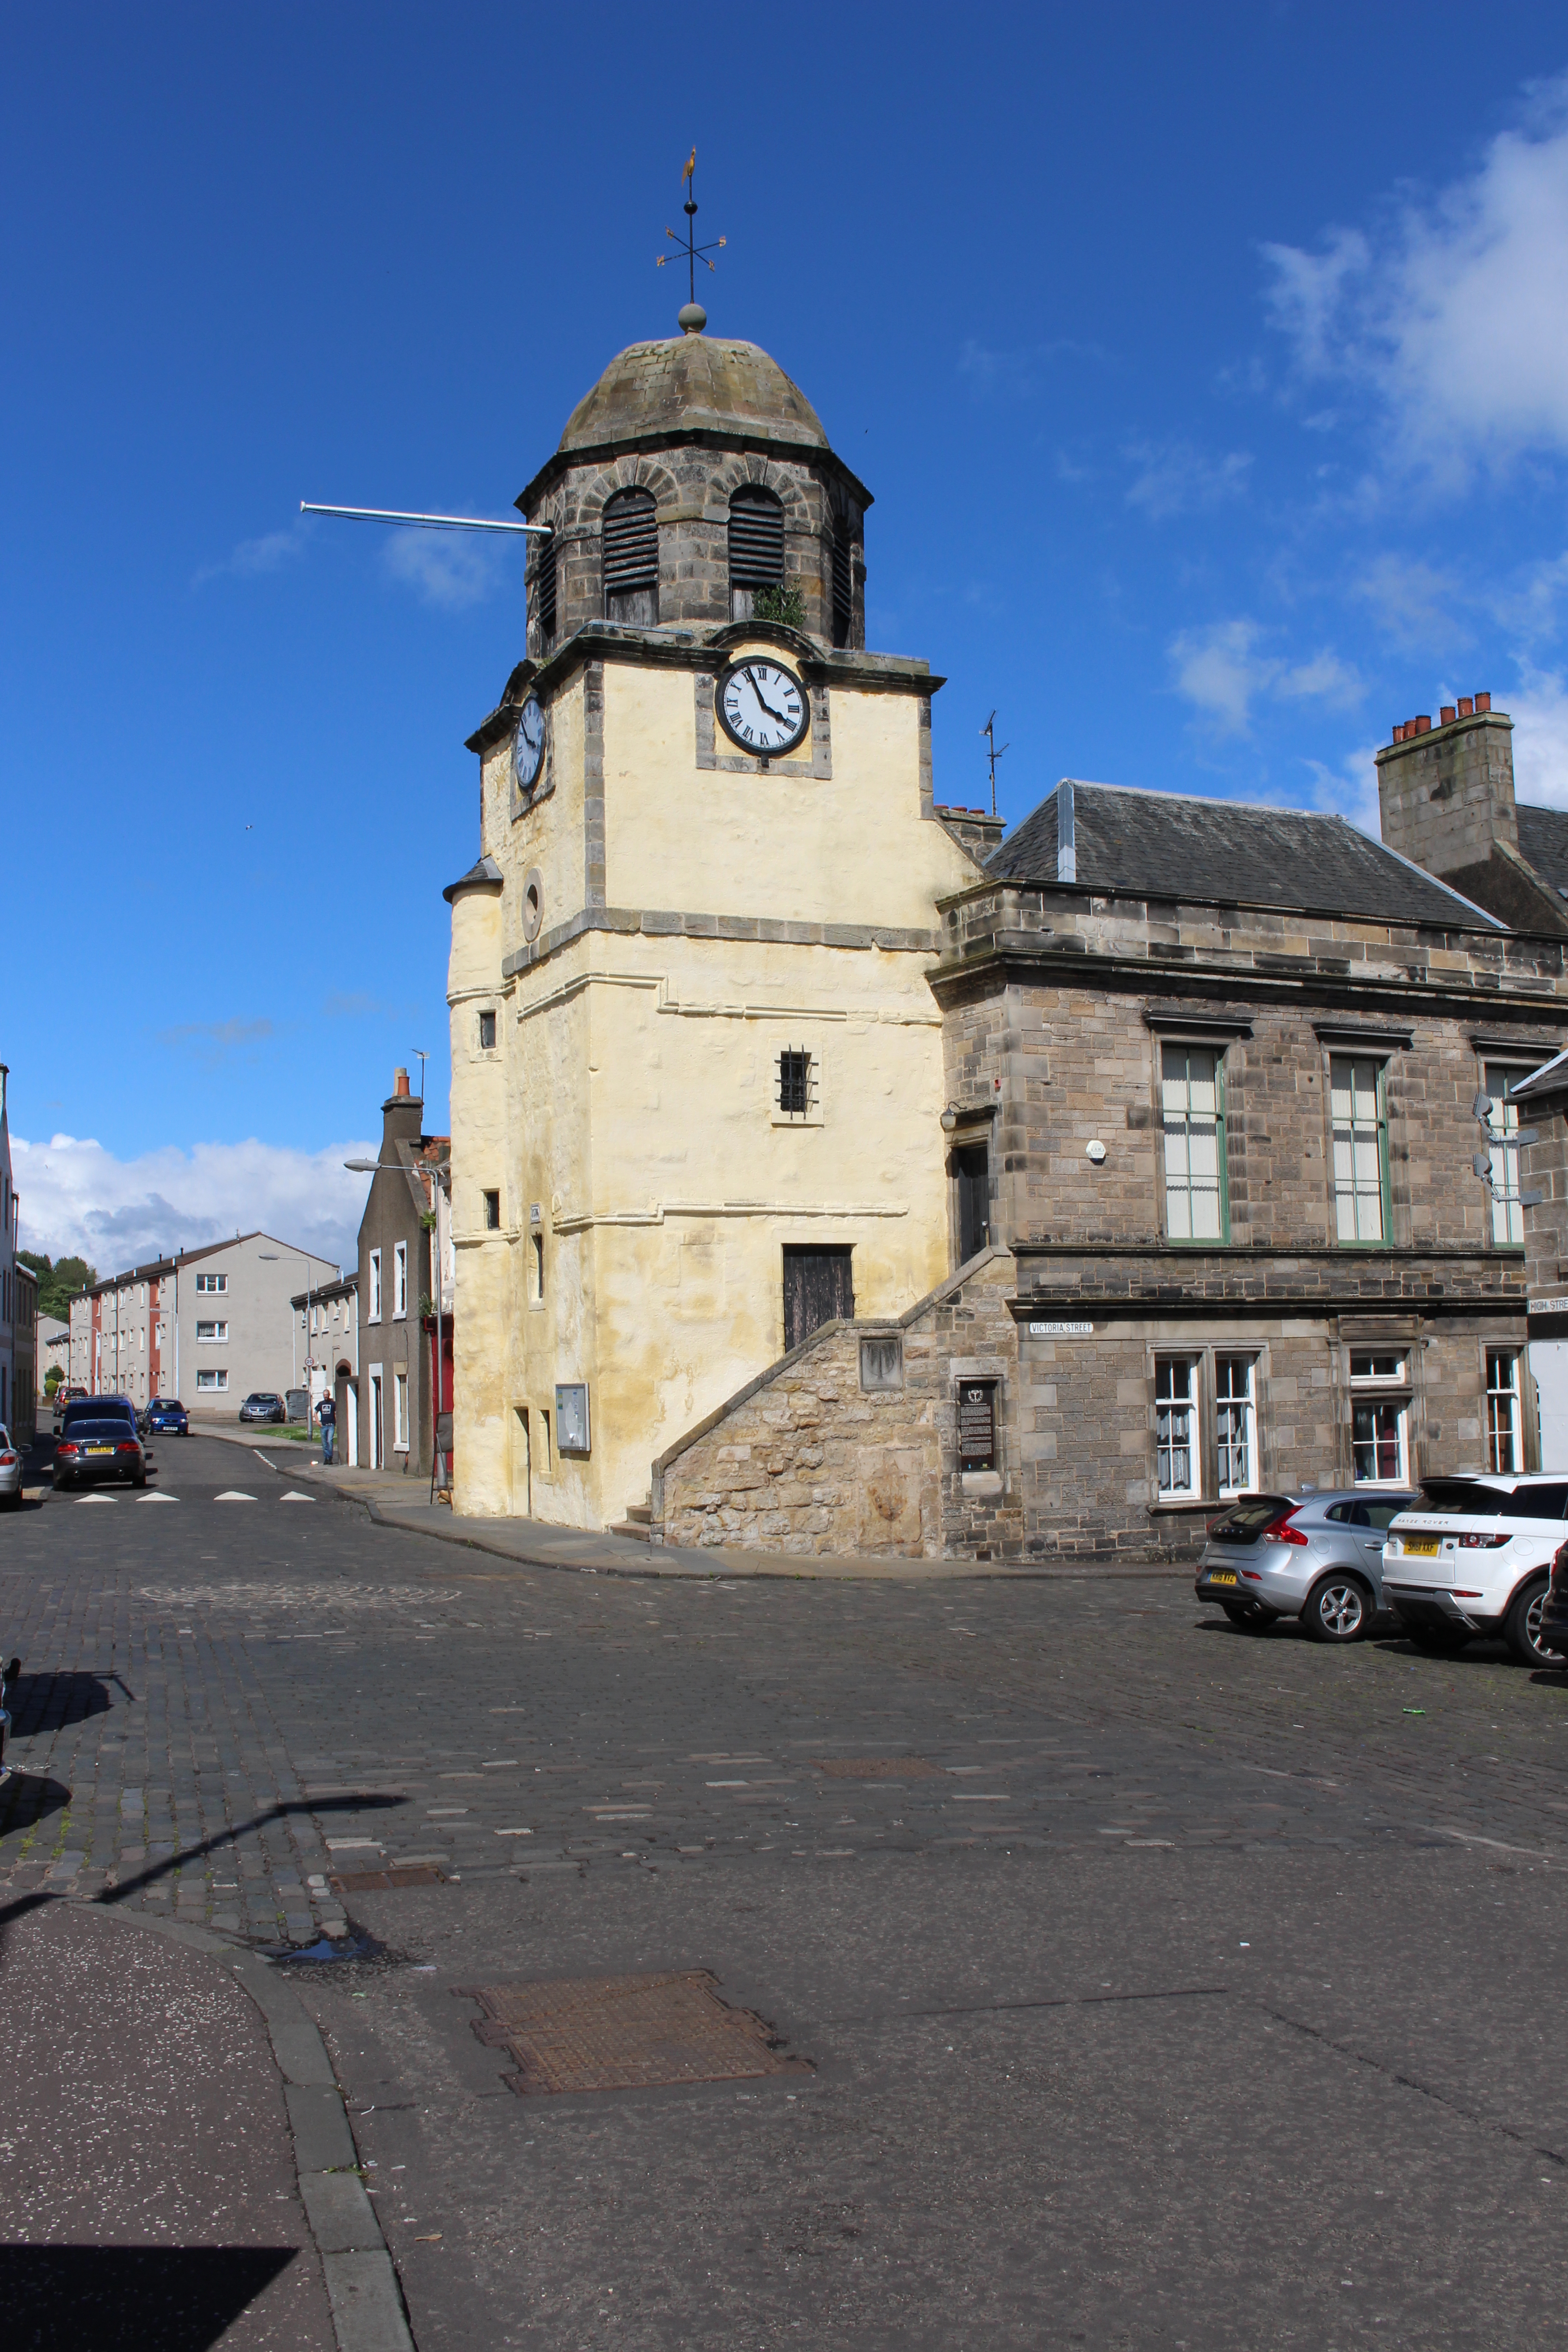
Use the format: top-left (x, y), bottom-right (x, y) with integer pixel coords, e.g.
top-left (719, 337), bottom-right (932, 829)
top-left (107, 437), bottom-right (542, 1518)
top-left (5, 1426), bottom-right (1568, 2345)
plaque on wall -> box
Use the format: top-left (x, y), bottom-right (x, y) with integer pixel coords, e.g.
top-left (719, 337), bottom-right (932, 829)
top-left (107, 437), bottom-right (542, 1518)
top-left (958, 1380), bottom-right (998, 1473)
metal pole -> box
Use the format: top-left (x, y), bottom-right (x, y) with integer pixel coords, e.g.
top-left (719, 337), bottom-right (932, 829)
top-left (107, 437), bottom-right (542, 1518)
top-left (299, 503), bottom-right (550, 535)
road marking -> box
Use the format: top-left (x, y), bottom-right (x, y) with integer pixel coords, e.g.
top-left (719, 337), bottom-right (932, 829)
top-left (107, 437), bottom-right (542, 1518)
top-left (214, 1491), bottom-right (257, 1503)
top-left (137, 1493), bottom-right (180, 1503)
top-left (279, 1491), bottom-right (315, 1503)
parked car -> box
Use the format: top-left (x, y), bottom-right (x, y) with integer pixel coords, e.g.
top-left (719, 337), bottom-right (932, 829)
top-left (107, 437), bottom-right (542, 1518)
top-left (52, 1385), bottom-right (87, 1434)
top-left (0, 1427), bottom-right (23, 1511)
top-left (1383, 1475), bottom-right (1568, 1666)
top-left (239, 1392), bottom-right (287, 1426)
top-left (1194, 1487), bottom-right (1419, 1642)
top-left (141, 1398), bottom-right (188, 1436)
top-left (52, 1396), bottom-right (147, 1491)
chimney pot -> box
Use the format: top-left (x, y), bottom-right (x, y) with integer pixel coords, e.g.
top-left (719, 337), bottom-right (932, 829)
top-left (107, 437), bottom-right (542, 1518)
top-left (393, 1067), bottom-right (410, 1098)
top-left (1415, 714), bottom-right (1432, 734)
top-left (1393, 723), bottom-right (1405, 742)
top-left (1441, 705), bottom-right (1457, 725)
top-left (1457, 696), bottom-right (1474, 717)
top-left (1476, 691), bottom-right (1491, 713)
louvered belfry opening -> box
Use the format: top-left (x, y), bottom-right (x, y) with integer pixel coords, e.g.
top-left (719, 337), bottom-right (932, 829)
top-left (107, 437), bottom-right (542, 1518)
top-left (831, 530), bottom-right (853, 649)
top-left (534, 532), bottom-right (557, 649)
top-left (729, 485), bottom-right (785, 621)
top-left (602, 489), bottom-right (659, 626)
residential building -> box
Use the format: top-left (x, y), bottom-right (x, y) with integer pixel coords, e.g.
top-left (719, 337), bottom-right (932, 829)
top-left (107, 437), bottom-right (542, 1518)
top-left (0, 1067), bottom-right (37, 1442)
top-left (69, 1234), bottom-right (340, 1412)
top-left (355, 1069), bottom-right (452, 1477)
top-left (289, 1273), bottom-right (360, 1462)
top-left (36, 1314), bottom-right (69, 1400)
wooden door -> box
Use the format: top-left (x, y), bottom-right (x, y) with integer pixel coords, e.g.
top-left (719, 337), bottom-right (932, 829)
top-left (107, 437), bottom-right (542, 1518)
top-left (782, 1246), bottom-right (854, 1353)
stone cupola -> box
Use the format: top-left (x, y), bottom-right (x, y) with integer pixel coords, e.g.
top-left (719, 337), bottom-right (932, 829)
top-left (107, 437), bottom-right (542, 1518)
top-left (514, 330), bottom-right (871, 660)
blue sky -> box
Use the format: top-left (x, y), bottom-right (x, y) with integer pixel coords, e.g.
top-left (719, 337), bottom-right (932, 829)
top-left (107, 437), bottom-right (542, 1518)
top-left (6, 1), bottom-right (1568, 1269)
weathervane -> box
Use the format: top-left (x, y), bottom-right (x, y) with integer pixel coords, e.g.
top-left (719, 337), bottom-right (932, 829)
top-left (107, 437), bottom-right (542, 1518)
top-left (657, 150), bottom-right (725, 334)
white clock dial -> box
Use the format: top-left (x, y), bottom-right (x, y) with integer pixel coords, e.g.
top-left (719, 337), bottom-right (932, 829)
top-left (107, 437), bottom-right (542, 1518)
top-left (718, 661), bottom-right (808, 756)
top-left (513, 696), bottom-right (545, 792)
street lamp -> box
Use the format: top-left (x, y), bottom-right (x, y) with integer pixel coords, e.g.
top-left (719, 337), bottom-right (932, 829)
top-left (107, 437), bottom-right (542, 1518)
top-left (257, 1250), bottom-right (314, 1410)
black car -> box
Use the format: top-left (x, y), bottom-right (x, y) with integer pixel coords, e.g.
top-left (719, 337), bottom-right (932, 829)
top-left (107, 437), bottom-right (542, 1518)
top-left (239, 1392), bottom-right (287, 1425)
top-left (53, 1396), bottom-right (148, 1490)
top-left (142, 1398), bottom-right (189, 1436)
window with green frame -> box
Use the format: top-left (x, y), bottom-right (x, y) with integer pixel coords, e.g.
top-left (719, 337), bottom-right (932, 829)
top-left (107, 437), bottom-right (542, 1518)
top-left (1161, 1043), bottom-right (1228, 1241)
top-left (1329, 1054), bottom-right (1389, 1244)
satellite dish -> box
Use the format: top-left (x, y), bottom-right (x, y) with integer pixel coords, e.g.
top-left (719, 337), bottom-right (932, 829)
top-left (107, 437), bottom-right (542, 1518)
top-left (1472, 1152), bottom-right (1494, 1182)
top-left (1473, 1090), bottom-right (1494, 1121)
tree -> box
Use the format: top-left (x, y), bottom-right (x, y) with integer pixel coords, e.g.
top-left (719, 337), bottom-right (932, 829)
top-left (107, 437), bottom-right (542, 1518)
top-left (18, 1252), bottom-right (98, 1323)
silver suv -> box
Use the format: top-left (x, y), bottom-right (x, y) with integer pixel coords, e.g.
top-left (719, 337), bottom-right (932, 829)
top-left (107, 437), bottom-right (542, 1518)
top-left (1194, 1488), bottom-right (1418, 1642)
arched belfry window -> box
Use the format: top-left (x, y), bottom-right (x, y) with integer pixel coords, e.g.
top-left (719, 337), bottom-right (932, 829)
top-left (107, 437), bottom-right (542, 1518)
top-left (533, 531), bottom-right (557, 650)
top-left (602, 489), bottom-right (659, 626)
top-left (831, 528), bottom-right (853, 649)
top-left (728, 485), bottom-right (784, 621)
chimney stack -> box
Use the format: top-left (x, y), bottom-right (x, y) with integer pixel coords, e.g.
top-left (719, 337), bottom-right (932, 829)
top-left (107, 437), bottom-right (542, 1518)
top-left (1375, 694), bottom-right (1565, 932)
top-left (393, 1067), bottom-right (411, 1098)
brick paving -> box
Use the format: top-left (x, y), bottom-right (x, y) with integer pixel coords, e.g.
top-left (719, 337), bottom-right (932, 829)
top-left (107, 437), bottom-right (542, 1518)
top-left (8, 1429), bottom-right (1568, 2345)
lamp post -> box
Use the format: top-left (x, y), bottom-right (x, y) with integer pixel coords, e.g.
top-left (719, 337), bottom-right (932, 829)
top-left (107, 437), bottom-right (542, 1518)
top-left (257, 1250), bottom-right (314, 1416)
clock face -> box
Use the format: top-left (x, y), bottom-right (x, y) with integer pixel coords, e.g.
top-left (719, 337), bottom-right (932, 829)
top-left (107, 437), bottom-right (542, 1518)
top-left (717, 660), bottom-right (809, 757)
top-left (512, 696), bottom-right (545, 792)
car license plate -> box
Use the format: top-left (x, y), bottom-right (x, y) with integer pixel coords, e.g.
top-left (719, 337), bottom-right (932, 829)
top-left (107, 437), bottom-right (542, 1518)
top-left (1402, 1537), bottom-right (1440, 1557)
top-left (1207, 1569), bottom-right (1238, 1586)
top-left (85, 1444), bottom-right (113, 1456)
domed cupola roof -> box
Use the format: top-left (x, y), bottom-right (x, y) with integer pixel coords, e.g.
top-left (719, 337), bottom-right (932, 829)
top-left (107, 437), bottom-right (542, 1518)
top-left (557, 335), bottom-right (829, 460)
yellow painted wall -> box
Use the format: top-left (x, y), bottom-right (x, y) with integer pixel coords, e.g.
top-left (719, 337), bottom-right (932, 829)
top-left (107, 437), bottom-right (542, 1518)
top-left (449, 639), bottom-right (981, 1529)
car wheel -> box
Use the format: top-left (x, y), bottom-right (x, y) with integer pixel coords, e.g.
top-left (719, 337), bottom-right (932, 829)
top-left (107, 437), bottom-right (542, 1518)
top-left (1397, 1613), bottom-right (1471, 1655)
top-left (1504, 1574), bottom-right (1563, 1668)
top-left (1303, 1573), bottom-right (1371, 1643)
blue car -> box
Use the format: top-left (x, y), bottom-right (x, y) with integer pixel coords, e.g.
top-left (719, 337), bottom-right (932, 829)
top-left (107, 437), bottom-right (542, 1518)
top-left (142, 1398), bottom-right (189, 1436)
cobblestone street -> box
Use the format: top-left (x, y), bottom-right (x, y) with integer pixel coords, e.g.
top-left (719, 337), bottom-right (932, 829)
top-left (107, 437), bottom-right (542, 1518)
top-left (5, 1431), bottom-right (1568, 2346)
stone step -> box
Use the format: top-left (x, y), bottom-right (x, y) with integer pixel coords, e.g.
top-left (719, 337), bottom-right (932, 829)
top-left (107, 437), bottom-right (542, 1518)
top-left (608, 1518), bottom-right (654, 1544)
top-left (623, 1502), bottom-right (653, 1524)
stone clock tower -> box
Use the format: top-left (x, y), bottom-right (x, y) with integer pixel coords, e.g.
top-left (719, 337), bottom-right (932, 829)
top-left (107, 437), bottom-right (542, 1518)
top-left (445, 315), bottom-right (987, 1531)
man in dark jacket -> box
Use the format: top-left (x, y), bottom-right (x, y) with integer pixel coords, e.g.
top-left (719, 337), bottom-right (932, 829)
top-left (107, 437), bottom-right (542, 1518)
top-left (315, 1387), bottom-right (337, 1465)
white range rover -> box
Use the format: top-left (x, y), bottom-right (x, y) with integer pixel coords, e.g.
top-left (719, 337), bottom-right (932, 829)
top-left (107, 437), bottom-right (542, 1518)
top-left (1384, 1475), bottom-right (1568, 1666)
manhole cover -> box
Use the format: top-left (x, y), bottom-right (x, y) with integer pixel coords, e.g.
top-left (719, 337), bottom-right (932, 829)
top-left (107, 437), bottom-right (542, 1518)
top-left (455, 1971), bottom-right (810, 2096)
top-left (331, 1865), bottom-right (446, 1892)
top-left (814, 1756), bottom-right (941, 1779)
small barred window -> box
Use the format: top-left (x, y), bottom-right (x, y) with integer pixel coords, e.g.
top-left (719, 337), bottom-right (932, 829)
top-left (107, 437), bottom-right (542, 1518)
top-left (777, 1049), bottom-right (814, 1119)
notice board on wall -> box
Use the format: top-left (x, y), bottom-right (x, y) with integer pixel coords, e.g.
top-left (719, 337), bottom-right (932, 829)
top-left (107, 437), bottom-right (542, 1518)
top-left (958, 1380), bottom-right (998, 1473)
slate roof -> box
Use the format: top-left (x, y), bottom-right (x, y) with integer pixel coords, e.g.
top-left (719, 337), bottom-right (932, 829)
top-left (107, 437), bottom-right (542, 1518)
top-left (986, 780), bottom-right (1504, 929)
top-left (1516, 805), bottom-right (1568, 896)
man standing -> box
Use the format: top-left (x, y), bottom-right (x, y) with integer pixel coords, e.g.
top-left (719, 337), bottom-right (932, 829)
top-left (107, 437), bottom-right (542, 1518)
top-left (315, 1387), bottom-right (336, 1466)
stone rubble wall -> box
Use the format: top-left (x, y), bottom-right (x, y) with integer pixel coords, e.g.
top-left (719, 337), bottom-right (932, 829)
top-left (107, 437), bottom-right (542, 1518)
top-left (652, 1251), bottom-right (1021, 1558)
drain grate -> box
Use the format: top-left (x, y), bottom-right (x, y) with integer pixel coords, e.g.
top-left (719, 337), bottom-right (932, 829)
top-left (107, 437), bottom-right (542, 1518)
top-left (455, 1970), bottom-right (810, 2096)
top-left (330, 1864), bottom-right (446, 1892)
top-left (814, 1756), bottom-right (941, 1779)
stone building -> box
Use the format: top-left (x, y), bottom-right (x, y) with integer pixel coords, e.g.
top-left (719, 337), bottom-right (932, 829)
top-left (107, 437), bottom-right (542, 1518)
top-left (445, 320), bottom-right (984, 1529)
top-left (655, 708), bottom-right (1568, 1560)
top-left (353, 1068), bottom-right (451, 1477)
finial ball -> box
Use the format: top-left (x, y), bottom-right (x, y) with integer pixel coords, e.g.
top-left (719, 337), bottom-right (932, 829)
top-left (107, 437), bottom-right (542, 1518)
top-left (678, 301), bottom-right (707, 336)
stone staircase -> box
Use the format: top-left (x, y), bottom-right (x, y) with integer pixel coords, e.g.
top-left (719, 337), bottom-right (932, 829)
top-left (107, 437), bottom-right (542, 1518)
top-left (608, 1497), bottom-right (658, 1544)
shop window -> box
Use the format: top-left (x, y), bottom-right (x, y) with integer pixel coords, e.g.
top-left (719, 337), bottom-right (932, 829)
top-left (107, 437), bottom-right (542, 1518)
top-left (1161, 1046), bottom-right (1226, 1241)
top-left (1486, 1350), bottom-right (1521, 1475)
top-left (1156, 1358), bottom-right (1200, 1498)
top-left (1215, 1355), bottom-right (1256, 1495)
top-left (1330, 1056), bottom-right (1388, 1244)
top-left (1482, 1066), bottom-right (1526, 1245)
top-left (1349, 1350), bottom-right (1408, 1484)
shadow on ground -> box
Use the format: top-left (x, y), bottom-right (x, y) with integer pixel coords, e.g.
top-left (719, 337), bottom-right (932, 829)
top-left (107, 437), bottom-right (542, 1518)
top-left (0, 2244), bottom-right (297, 2350)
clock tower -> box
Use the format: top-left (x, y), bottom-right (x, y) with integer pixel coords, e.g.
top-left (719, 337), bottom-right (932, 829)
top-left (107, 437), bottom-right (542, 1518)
top-left (445, 311), bottom-right (988, 1531)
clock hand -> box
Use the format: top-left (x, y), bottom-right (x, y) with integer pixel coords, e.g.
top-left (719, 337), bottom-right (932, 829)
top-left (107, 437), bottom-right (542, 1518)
top-left (745, 666), bottom-right (789, 725)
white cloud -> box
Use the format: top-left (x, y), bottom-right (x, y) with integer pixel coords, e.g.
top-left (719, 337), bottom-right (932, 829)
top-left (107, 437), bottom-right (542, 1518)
top-left (1510, 665), bottom-right (1568, 809)
top-left (1298, 741), bottom-right (1383, 836)
top-left (1170, 619), bottom-right (1364, 737)
top-left (1353, 554), bottom-right (1469, 652)
top-left (1124, 439), bottom-right (1253, 520)
top-left (1263, 76), bottom-right (1568, 474)
top-left (381, 526), bottom-right (510, 611)
top-left (10, 1134), bottom-right (375, 1276)
top-left (194, 519), bottom-right (312, 588)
